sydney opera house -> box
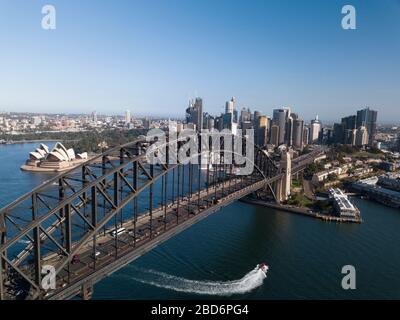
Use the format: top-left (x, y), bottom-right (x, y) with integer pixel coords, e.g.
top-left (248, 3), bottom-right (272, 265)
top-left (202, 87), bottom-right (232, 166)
top-left (21, 142), bottom-right (88, 172)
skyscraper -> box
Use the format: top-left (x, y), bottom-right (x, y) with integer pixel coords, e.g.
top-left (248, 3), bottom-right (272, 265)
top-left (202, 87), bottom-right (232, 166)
top-left (273, 108), bottom-right (290, 145)
top-left (356, 107), bottom-right (377, 144)
top-left (255, 116), bottom-right (270, 147)
top-left (186, 97), bottom-right (203, 132)
top-left (293, 118), bottom-right (304, 150)
top-left (125, 110), bottom-right (131, 124)
top-left (270, 125), bottom-right (280, 146)
top-left (356, 126), bottom-right (368, 146)
top-left (333, 123), bottom-right (344, 144)
top-left (341, 115), bottom-right (357, 131)
top-left (225, 97), bottom-right (235, 114)
top-left (310, 115), bottom-right (321, 144)
top-left (303, 126), bottom-right (310, 146)
top-left (240, 107), bottom-right (251, 123)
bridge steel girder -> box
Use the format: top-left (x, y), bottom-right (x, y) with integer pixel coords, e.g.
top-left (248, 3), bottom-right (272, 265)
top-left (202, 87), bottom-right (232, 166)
top-left (0, 134), bottom-right (284, 300)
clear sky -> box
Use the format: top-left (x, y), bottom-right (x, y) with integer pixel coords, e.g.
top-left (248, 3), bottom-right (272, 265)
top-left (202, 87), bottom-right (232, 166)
top-left (0, 0), bottom-right (399, 123)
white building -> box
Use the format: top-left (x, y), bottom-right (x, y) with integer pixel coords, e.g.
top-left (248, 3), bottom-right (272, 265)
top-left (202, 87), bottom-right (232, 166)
top-left (328, 188), bottom-right (359, 218)
top-left (310, 115), bottom-right (321, 143)
top-left (125, 110), bottom-right (131, 124)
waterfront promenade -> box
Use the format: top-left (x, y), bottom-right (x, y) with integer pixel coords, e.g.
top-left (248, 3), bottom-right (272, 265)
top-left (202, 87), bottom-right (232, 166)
top-left (241, 198), bottom-right (362, 223)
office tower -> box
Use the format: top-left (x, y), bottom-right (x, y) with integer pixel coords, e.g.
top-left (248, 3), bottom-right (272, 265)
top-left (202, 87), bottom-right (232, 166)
top-left (285, 114), bottom-right (294, 146)
top-left (356, 107), bottom-right (377, 144)
top-left (222, 112), bottom-right (234, 131)
top-left (273, 108), bottom-right (290, 145)
top-left (293, 119), bottom-right (304, 150)
top-left (255, 116), bottom-right (270, 147)
top-left (225, 97), bottom-right (235, 114)
top-left (303, 126), bottom-right (310, 146)
top-left (341, 115), bottom-right (357, 131)
top-left (240, 108), bottom-right (252, 130)
top-left (233, 109), bottom-right (239, 123)
top-left (240, 108), bottom-right (251, 123)
top-left (350, 129), bottom-right (357, 146)
top-left (253, 111), bottom-right (261, 126)
top-left (356, 126), bottom-right (368, 146)
top-left (91, 111), bottom-right (97, 123)
top-left (125, 110), bottom-right (131, 124)
top-left (310, 115), bottom-right (322, 144)
top-left (214, 115), bottom-right (224, 131)
top-left (186, 97), bottom-right (203, 132)
top-left (203, 113), bottom-right (215, 130)
top-left (344, 129), bottom-right (357, 145)
top-left (270, 125), bottom-right (280, 146)
top-left (333, 123), bottom-right (344, 144)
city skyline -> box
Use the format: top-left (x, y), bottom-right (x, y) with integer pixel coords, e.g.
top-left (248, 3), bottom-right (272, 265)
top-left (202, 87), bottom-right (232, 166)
top-left (0, 0), bottom-right (399, 122)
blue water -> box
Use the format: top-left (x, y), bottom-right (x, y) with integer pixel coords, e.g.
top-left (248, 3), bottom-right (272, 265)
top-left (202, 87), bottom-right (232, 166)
top-left (1, 142), bottom-right (399, 299)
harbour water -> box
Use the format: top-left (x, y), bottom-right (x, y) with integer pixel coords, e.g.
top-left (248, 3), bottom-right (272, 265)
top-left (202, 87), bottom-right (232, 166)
top-left (1, 142), bottom-right (400, 299)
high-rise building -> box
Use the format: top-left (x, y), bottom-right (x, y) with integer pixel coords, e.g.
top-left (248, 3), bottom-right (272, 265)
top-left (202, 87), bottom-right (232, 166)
top-left (255, 116), bottom-right (270, 147)
top-left (310, 115), bottom-right (322, 144)
top-left (356, 107), bottom-right (377, 144)
top-left (341, 115), bottom-right (357, 131)
top-left (303, 126), bottom-right (310, 146)
top-left (222, 112), bottom-right (234, 130)
top-left (285, 114), bottom-right (294, 146)
top-left (270, 125), bottom-right (280, 146)
top-left (203, 113), bottom-right (214, 130)
top-left (293, 119), bottom-right (304, 150)
top-left (253, 111), bottom-right (261, 127)
top-left (356, 126), bottom-right (368, 146)
top-left (214, 115), bottom-right (224, 131)
top-left (225, 97), bottom-right (235, 114)
top-left (240, 108), bottom-right (251, 123)
top-left (233, 109), bottom-right (239, 123)
top-left (333, 123), bottom-right (344, 144)
top-left (186, 97), bottom-right (203, 132)
top-left (125, 110), bottom-right (131, 124)
top-left (273, 108), bottom-right (290, 145)
top-left (344, 129), bottom-right (357, 145)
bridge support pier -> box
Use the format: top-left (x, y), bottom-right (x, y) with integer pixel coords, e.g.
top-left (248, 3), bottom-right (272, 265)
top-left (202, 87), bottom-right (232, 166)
top-left (80, 282), bottom-right (94, 300)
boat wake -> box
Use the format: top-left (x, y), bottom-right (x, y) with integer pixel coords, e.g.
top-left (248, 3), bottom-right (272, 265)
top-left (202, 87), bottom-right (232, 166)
top-left (129, 265), bottom-right (267, 296)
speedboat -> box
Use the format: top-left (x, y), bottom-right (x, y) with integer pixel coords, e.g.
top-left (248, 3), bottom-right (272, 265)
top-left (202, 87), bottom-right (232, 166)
top-left (258, 262), bottom-right (269, 273)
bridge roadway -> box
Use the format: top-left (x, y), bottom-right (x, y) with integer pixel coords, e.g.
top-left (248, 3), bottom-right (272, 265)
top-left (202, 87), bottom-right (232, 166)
top-left (38, 174), bottom-right (282, 300)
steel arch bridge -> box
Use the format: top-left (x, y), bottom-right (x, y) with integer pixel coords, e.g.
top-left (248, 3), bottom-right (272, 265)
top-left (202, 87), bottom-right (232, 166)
top-left (0, 133), bottom-right (289, 300)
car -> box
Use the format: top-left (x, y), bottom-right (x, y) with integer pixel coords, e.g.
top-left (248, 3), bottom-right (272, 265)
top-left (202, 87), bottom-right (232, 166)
top-left (91, 251), bottom-right (101, 259)
top-left (71, 254), bottom-right (80, 264)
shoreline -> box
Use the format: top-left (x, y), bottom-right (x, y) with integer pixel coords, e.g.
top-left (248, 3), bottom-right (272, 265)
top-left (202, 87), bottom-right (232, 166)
top-left (241, 197), bottom-right (362, 223)
top-left (0, 139), bottom-right (61, 145)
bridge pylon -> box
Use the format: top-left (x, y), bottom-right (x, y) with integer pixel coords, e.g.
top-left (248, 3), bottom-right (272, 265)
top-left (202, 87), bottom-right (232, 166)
top-left (275, 150), bottom-right (292, 203)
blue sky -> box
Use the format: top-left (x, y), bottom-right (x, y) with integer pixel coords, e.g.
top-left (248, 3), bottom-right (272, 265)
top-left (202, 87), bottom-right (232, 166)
top-left (0, 0), bottom-right (399, 122)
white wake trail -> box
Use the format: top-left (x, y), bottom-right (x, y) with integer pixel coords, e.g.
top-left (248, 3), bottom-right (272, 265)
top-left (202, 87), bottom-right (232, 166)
top-left (130, 266), bottom-right (267, 296)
